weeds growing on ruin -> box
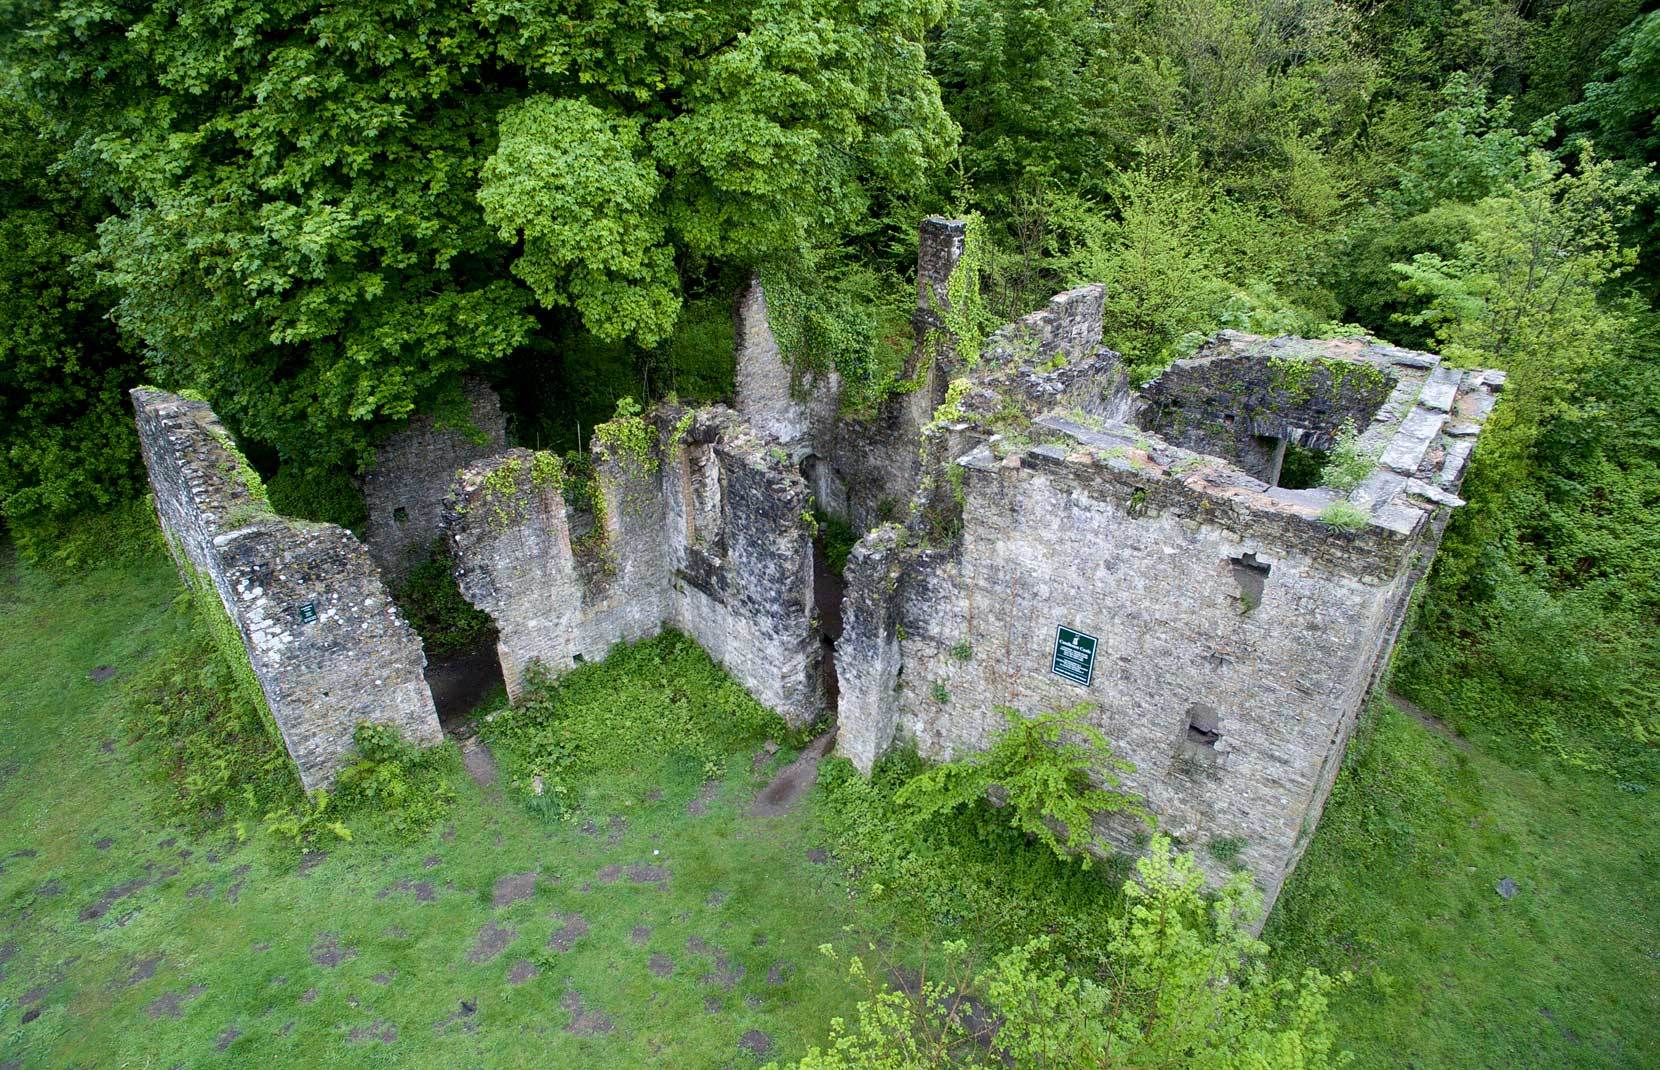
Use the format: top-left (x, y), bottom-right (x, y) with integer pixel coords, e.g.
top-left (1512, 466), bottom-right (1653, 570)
top-left (483, 632), bottom-right (788, 814)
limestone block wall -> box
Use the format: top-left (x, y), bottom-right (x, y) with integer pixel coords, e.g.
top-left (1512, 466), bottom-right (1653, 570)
top-left (1136, 338), bottom-right (1398, 481)
top-left (360, 378), bottom-right (507, 584)
top-left (444, 409), bottom-right (822, 726)
top-left (444, 448), bottom-right (671, 700)
top-left (831, 332), bottom-right (1501, 918)
top-left (132, 388), bottom-right (441, 791)
top-left (664, 411), bottom-right (821, 724)
top-left (981, 284), bottom-right (1106, 366)
top-left (879, 452), bottom-right (1409, 910)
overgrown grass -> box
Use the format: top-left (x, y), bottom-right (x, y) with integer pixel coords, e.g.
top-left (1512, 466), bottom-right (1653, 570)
top-left (1267, 701), bottom-right (1660, 1069)
top-left (483, 631), bottom-right (789, 811)
top-left (0, 541), bottom-right (864, 1069)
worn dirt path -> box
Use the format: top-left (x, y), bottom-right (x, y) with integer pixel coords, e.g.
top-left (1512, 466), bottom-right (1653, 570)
top-left (748, 731), bottom-right (836, 818)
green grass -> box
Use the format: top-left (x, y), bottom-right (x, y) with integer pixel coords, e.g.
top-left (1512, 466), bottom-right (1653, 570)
top-left (4, 534), bottom-right (1657, 1069)
top-left (1267, 702), bottom-right (1660, 1069)
top-left (0, 543), bottom-right (865, 1068)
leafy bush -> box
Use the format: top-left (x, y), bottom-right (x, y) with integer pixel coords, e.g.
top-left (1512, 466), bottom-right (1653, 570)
top-left (1320, 419), bottom-right (1375, 493)
top-left (266, 465), bottom-right (368, 533)
top-left (816, 747), bottom-right (1133, 969)
top-left (815, 510), bottom-right (858, 576)
top-left (482, 631), bottom-right (786, 810)
top-left (787, 839), bottom-right (1349, 1070)
top-left (9, 497), bottom-right (163, 577)
top-left (332, 722), bottom-right (460, 840)
top-left (895, 704), bottom-right (1150, 865)
top-left (124, 602), bottom-right (302, 829)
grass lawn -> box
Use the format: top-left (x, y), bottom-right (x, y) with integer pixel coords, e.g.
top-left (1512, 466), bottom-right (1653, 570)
top-left (0, 547), bottom-right (865, 1068)
top-left (1266, 702), bottom-right (1660, 1069)
top-left (3, 537), bottom-right (1656, 1069)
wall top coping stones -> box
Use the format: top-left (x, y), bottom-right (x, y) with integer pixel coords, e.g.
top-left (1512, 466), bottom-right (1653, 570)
top-left (938, 327), bottom-right (1501, 552)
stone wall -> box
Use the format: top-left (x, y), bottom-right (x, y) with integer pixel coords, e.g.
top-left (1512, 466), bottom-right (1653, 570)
top-left (359, 378), bottom-right (507, 584)
top-left (132, 388), bottom-right (441, 791)
top-left (731, 218), bottom-right (969, 533)
top-left (444, 408), bottom-right (823, 726)
top-left (832, 331), bottom-right (1501, 919)
top-left (1136, 338), bottom-right (1398, 482)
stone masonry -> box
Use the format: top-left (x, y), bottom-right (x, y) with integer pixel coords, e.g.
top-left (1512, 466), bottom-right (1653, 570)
top-left (359, 378), bottom-right (507, 584)
top-left (442, 408), bottom-right (822, 726)
top-left (126, 214), bottom-right (1500, 925)
top-left (132, 389), bottom-right (442, 791)
top-left (830, 282), bottom-right (1500, 919)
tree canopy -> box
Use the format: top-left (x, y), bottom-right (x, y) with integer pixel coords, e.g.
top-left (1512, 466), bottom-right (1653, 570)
top-left (8, 0), bottom-right (954, 471)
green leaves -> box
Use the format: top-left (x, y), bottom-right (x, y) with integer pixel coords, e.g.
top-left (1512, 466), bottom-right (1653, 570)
top-left (894, 703), bottom-right (1149, 865)
top-left (481, 97), bottom-right (680, 345)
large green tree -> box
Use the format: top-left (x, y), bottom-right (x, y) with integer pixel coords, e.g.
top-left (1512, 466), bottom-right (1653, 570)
top-left (11, 0), bottom-right (954, 469)
top-left (0, 90), bottom-right (142, 524)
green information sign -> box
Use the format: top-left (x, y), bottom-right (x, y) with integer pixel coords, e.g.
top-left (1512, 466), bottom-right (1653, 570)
top-left (1051, 625), bottom-right (1097, 686)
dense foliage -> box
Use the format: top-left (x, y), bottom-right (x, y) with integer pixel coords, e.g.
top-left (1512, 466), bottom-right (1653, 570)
top-left (787, 841), bottom-right (1347, 1070)
top-left (482, 631), bottom-right (788, 812)
top-left (4, 0), bottom-right (954, 474)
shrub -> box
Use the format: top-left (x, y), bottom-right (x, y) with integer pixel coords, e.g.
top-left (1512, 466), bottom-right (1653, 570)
top-left (332, 722), bottom-right (460, 840)
top-left (786, 840), bottom-right (1349, 1070)
top-left (895, 703), bottom-right (1150, 865)
top-left (124, 603), bottom-right (302, 829)
top-left (1320, 420), bottom-right (1375, 493)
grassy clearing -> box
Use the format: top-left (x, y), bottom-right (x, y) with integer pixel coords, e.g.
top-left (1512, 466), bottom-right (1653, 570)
top-left (0, 546), bottom-right (865, 1069)
top-left (3, 536), bottom-right (1656, 1069)
top-left (1266, 702), bottom-right (1660, 1069)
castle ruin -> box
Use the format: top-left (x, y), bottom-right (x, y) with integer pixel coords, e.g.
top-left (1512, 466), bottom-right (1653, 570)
top-left (130, 218), bottom-right (1499, 916)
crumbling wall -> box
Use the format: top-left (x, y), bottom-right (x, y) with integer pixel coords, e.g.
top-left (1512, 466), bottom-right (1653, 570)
top-left (878, 450), bottom-right (1408, 909)
top-left (1137, 339), bottom-right (1397, 482)
top-left (832, 330), bottom-right (1502, 919)
top-left (444, 408), bottom-right (822, 725)
top-left (360, 378), bottom-right (507, 583)
top-left (444, 447), bottom-right (671, 699)
top-left (132, 388), bottom-right (441, 791)
top-left (664, 410), bottom-right (821, 723)
top-left (731, 218), bottom-right (969, 531)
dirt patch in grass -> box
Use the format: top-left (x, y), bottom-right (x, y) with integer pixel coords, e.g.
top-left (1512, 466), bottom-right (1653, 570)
top-left (145, 984), bottom-right (205, 1019)
top-left (308, 933), bottom-right (356, 968)
top-left (748, 731), bottom-right (835, 818)
top-left (79, 876), bottom-right (149, 921)
top-left (349, 1020), bottom-right (399, 1044)
top-left (548, 913), bottom-right (588, 952)
top-left (560, 988), bottom-right (614, 1036)
top-left (490, 871), bottom-right (538, 908)
top-left (739, 1029), bottom-right (774, 1057)
top-left (506, 958), bottom-right (538, 985)
top-left (687, 782), bottom-right (718, 816)
top-left (467, 922), bottom-right (515, 964)
top-left (631, 925), bottom-right (652, 945)
top-left (648, 953), bottom-right (674, 978)
top-left (626, 863), bottom-right (669, 885)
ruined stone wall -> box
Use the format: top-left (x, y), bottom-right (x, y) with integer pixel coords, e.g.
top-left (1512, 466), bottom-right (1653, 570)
top-left (663, 411), bottom-right (821, 723)
top-left (132, 389), bottom-right (441, 791)
top-left (360, 378), bottom-right (507, 584)
top-left (981, 284), bottom-right (1107, 366)
top-left (444, 448), bottom-right (671, 700)
top-left (1137, 341), bottom-right (1397, 481)
top-left (832, 327), bottom-right (1502, 918)
top-left (444, 409), bottom-right (822, 726)
top-left (862, 451), bottom-right (1414, 909)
